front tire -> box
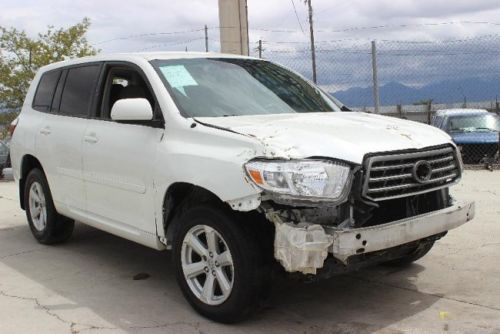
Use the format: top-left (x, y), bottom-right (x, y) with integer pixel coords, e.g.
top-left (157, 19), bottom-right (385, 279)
top-left (382, 241), bottom-right (435, 267)
top-left (172, 206), bottom-right (268, 323)
top-left (24, 168), bottom-right (74, 244)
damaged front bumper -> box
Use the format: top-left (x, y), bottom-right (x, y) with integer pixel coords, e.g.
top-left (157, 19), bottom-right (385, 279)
top-left (271, 200), bottom-right (475, 274)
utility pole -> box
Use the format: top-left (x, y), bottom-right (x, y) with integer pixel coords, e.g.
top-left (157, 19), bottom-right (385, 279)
top-left (218, 0), bottom-right (249, 55)
top-left (305, 0), bottom-right (317, 83)
top-left (258, 39), bottom-right (262, 58)
top-left (371, 40), bottom-right (380, 113)
top-left (204, 25), bottom-right (209, 52)
top-left (28, 46), bottom-right (32, 70)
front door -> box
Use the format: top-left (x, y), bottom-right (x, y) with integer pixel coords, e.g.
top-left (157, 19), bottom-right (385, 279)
top-left (82, 63), bottom-right (164, 236)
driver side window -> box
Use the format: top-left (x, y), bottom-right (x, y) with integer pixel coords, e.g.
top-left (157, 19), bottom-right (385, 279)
top-left (99, 64), bottom-right (161, 121)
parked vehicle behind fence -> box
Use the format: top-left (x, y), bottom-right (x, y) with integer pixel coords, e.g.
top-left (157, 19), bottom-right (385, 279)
top-left (10, 52), bottom-right (475, 323)
top-left (432, 109), bottom-right (500, 164)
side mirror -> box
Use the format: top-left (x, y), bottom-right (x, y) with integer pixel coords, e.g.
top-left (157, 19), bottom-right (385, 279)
top-left (111, 98), bottom-right (153, 121)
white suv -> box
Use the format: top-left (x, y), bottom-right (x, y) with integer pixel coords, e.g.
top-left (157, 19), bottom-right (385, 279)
top-left (10, 52), bottom-right (474, 323)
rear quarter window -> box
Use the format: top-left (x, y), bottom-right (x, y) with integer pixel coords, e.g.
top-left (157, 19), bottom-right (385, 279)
top-left (59, 65), bottom-right (101, 117)
top-left (32, 70), bottom-right (61, 112)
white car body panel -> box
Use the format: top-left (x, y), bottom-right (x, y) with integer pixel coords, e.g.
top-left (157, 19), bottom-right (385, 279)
top-left (82, 118), bottom-right (163, 237)
top-left (196, 112), bottom-right (454, 164)
top-left (9, 52), bottom-right (462, 254)
top-left (36, 113), bottom-right (87, 215)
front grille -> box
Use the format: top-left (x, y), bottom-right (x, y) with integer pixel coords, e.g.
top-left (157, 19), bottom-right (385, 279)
top-left (362, 145), bottom-right (461, 201)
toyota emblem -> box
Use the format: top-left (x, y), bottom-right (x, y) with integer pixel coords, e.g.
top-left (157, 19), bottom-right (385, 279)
top-left (413, 160), bottom-right (433, 183)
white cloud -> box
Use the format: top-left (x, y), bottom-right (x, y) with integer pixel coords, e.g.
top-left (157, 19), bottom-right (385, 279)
top-left (2, 0), bottom-right (500, 52)
top-left (3, 0), bottom-right (500, 92)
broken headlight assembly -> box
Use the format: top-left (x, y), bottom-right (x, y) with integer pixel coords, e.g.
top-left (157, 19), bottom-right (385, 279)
top-left (244, 159), bottom-right (352, 204)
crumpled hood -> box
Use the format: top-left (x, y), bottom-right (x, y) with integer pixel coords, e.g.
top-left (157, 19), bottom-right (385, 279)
top-left (450, 131), bottom-right (499, 145)
top-left (196, 112), bottom-right (453, 164)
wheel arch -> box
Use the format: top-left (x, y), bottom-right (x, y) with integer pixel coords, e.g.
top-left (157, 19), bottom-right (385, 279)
top-left (162, 182), bottom-right (227, 245)
top-left (19, 154), bottom-right (45, 210)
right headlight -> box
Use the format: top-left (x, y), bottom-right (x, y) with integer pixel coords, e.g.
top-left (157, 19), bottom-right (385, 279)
top-left (244, 159), bottom-right (352, 203)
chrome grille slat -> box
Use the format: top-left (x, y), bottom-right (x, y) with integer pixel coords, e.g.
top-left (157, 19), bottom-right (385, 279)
top-left (431, 164), bottom-right (457, 174)
top-left (428, 156), bottom-right (454, 164)
top-left (371, 163), bottom-right (414, 171)
top-left (368, 182), bottom-right (420, 193)
top-left (362, 145), bottom-right (461, 201)
top-left (369, 173), bottom-right (413, 182)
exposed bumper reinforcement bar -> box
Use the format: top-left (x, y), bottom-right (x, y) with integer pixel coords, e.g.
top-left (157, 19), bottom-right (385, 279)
top-left (327, 200), bottom-right (475, 263)
top-left (270, 201), bottom-right (475, 274)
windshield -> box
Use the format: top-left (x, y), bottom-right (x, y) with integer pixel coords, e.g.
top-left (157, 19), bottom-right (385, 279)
top-left (152, 58), bottom-right (342, 117)
top-left (447, 114), bottom-right (500, 132)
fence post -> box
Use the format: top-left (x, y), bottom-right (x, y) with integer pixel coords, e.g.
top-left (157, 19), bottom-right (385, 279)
top-left (427, 100), bottom-right (432, 124)
top-left (371, 40), bottom-right (380, 113)
top-left (397, 104), bottom-right (402, 118)
top-left (204, 25), bottom-right (209, 52)
top-left (306, 0), bottom-right (317, 84)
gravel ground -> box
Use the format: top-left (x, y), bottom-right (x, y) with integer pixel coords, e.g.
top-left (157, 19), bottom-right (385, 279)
top-left (0, 171), bottom-right (499, 334)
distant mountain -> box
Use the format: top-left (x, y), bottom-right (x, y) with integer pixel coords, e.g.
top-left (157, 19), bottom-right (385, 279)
top-left (332, 77), bottom-right (500, 107)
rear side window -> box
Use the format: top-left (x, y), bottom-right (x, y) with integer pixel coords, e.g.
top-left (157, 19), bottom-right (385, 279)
top-left (32, 70), bottom-right (61, 112)
top-left (59, 65), bottom-right (100, 117)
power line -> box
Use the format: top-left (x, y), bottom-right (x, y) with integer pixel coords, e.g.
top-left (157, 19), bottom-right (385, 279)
top-left (95, 28), bottom-right (205, 45)
top-left (139, 38), bottom-right (205, 51)
top-left (246, 21), bottom-right (500, 34)
top-left (96, 20), bottom-right (500, 46)
top-left (260, 33), bottom-right (500, 46)
top-left (290, 0), bottom-right (305, 34)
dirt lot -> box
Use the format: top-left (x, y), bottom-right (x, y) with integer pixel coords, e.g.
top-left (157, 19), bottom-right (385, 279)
top-left (0, 171), bottom-right (499, 334)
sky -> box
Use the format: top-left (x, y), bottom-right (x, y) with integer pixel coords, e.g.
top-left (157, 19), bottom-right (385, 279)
top-left (2, 0), bottom-right (500, 94)
top-left (2, 0), bottom-right (500, 52)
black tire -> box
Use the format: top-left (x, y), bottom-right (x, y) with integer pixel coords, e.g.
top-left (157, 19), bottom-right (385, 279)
top-left (172, 205), bottom-right (269, 323)
top-left (5, 152), bottom-right (11, 168)
top-left (382, 241), bottom-right (435, 267)
top-left (24, 168), bottom-right (74, 244)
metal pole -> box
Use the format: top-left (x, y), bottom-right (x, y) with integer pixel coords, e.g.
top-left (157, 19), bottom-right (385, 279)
top-left (244, 0), bottom-right (250, 56)
top-left (306, 0), bottom-right (317, 84)
top-left (28, 46), bottom-right (32, 69)
top-left (371, 40), bottom-right (380, 113)
top-left (204, 25), bottom-right (209, 52)
top-left (258, 39), bottom-right (262, 58)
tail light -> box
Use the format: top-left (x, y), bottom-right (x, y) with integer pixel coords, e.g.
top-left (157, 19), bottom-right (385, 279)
top-left (8, 117), bottom-right (19, 138)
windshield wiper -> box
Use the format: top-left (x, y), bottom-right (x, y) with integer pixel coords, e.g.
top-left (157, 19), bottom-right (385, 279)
top-left (475, 127), bottom-right (498, 132)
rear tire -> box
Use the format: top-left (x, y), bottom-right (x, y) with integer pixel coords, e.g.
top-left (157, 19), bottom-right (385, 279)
top-left (172, 205), bottom-right (268, 323)
top-left (24, 168), bottom-right (74, 244)
top-left (382, 241), bottom-right (435, 267)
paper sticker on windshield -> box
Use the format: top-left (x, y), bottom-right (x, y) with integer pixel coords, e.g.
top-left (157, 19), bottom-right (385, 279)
top-left (160, 65), bottom-right (197, 95)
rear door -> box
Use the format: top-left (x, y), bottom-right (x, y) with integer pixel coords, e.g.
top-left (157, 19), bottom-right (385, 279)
top-left (82, 62), bottom-right (164, 237)
top-left (35, 64), bottom-right (102, 216)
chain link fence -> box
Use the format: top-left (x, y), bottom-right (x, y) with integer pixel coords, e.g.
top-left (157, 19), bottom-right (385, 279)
top-left (258, 36), bottom-right (500, 168)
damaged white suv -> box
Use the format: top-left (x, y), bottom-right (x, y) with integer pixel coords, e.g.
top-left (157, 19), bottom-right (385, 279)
top-left (10, 52), bottom-right (474, 323)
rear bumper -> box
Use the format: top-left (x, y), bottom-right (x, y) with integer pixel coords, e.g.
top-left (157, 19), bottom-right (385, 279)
top-left (326, 201), bottom-right (475, 262)
top-left (271, 201), bottom-right (475, 274)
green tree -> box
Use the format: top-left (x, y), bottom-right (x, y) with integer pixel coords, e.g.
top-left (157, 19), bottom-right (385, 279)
top-left (0, 18), bottom-right (98, 110)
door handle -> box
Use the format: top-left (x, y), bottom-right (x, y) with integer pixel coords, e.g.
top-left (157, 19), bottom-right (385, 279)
top-left (40, 127), bottom-right (51, 135)
top-left (84, 134), bottom-right (98, 144)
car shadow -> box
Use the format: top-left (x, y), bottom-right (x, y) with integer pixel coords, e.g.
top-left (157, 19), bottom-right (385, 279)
top-left (0, 222), bottom-right (442, 333)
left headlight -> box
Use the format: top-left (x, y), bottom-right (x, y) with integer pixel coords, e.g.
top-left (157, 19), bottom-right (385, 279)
top-left (244, 159), bottom-right (352, 203)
